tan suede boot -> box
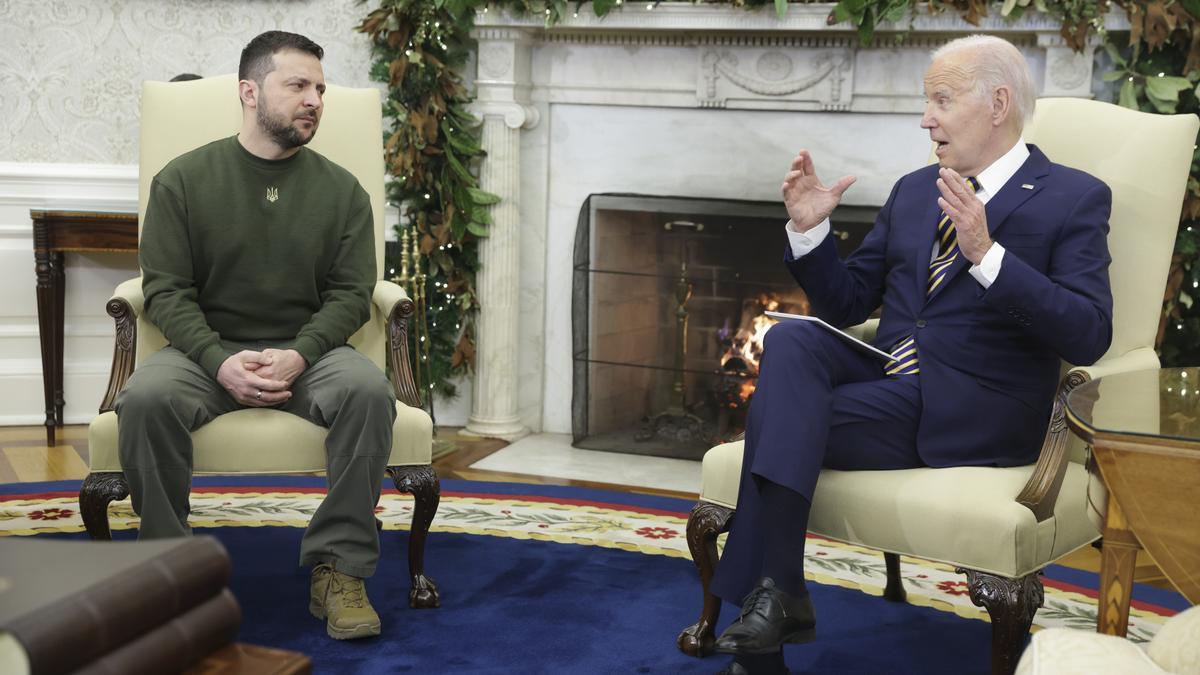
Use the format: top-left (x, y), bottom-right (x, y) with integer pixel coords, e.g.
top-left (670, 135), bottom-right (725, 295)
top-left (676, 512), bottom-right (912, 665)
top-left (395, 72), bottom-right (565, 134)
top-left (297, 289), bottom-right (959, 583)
top-left (309, 563), bottom-right (381, 640)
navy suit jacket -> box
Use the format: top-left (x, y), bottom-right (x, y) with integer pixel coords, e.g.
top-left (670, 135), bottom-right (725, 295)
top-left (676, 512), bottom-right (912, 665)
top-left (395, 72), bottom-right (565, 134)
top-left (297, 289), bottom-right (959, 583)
top-left (785, 145), bottom-right (1113, 467)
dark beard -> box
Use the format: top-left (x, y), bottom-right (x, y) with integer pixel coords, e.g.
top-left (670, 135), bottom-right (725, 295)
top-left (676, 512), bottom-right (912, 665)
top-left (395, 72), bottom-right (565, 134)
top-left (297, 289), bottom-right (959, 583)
top-left (256, 94), bottom-right (314, 150)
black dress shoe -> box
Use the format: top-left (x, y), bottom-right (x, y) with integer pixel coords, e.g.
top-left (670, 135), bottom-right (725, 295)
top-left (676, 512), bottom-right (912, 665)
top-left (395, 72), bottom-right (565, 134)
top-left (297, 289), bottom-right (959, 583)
top-left (714, 577), bottom-right (816, 655)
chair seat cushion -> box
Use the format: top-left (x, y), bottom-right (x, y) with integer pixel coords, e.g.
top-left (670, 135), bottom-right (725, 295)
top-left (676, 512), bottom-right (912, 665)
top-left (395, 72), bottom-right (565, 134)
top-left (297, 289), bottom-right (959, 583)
top-left (700, 440), bottom-right (1099, 578)
top-left (88, 402), bottom-right (432, 474)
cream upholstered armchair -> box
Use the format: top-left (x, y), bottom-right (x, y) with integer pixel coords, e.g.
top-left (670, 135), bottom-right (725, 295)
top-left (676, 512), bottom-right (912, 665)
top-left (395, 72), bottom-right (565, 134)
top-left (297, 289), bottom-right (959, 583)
top-left (676, 98), bottom-right (1199, 675)
top-left (79, 75), bottom-right (441, 608)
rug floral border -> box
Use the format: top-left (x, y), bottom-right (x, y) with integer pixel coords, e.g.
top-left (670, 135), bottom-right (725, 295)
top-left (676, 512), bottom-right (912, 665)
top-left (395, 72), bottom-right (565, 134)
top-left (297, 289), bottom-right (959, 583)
top-left (0, 488), bottom-right (1172, 643)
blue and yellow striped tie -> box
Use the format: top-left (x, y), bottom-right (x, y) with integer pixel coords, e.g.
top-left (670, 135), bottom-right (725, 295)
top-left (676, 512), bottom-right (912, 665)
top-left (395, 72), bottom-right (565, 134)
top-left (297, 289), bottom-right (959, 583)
top-left (885, 177), bottom-right (979, 376)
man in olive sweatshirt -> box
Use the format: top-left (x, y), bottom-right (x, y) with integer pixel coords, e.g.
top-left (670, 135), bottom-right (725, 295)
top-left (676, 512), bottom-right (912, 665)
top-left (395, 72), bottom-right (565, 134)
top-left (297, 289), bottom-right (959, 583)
top-left (116, 31), bottom-right (391, 641)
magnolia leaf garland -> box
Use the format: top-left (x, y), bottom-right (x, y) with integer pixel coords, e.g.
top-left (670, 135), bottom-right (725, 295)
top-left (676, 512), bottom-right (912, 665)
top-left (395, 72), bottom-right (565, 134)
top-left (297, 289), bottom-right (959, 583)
top-left (358, 0), bottom-right (496, 398)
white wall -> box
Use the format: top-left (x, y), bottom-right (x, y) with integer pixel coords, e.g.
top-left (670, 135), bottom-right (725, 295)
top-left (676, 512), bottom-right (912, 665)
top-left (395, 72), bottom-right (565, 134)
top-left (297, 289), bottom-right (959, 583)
top-left (0, 0), bottom-right (394, 426)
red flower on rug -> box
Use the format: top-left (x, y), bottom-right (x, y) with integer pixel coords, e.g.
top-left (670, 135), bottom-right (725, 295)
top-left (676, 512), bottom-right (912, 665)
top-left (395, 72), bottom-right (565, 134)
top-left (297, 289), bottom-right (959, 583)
top-left (936, 580), bottom-right (971, 596)
top-left (634, 526), bottom-right (678, 540)
top-left (28, 507), bottom-right (74, 521)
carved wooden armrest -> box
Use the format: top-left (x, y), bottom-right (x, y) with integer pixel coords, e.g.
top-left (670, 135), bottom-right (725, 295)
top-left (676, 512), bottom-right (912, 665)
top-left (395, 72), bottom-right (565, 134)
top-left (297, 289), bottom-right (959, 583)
top-left (1014, 370), bottom-right (1091, 521)
top-left (375, 280), bottom-right (422, 409)
top-left (1015, 348), bottom-right (1161, 521)
top-left (98, 277), bottom-right (144, 413)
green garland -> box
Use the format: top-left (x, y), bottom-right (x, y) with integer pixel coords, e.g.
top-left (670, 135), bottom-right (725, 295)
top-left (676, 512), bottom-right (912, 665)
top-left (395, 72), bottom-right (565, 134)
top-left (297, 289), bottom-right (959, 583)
top-left (359, 1), bottom-right (494, 400)
top-left (360, 0), bottom-right (1200, 402)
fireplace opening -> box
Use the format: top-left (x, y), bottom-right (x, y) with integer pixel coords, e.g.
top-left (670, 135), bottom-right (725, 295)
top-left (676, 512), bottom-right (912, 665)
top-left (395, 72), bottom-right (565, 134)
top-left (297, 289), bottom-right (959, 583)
top-left (572, 194), bottom-right (876, 460)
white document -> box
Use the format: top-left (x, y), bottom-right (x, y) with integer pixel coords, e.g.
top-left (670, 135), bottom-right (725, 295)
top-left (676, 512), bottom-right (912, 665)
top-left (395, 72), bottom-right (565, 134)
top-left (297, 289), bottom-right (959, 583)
top-left (763, 311), bottom-right (894, 362)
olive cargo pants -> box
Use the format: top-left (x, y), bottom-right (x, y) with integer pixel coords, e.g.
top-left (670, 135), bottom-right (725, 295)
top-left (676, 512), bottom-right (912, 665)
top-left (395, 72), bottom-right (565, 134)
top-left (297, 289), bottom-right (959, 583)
top-left (115, 343), bottom-right (395, 578)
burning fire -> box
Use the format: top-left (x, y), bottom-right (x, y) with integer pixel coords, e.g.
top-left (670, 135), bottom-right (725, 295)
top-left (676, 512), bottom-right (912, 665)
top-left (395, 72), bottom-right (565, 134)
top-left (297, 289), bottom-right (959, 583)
top-left (719, 296), bottom-right (781, 375)
top-left (711, 292), bottom-right (810, 439)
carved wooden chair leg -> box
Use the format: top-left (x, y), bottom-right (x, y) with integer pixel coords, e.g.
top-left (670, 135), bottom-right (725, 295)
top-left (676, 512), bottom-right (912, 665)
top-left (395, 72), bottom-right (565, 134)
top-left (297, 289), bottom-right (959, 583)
top-left (388, 464), bottom-right (441, 609)
top-left (960, 568), bottom-right (1044, 675)
top-left (883, 552), bottom-right (907, 602)
top-left (676, 501), bottom-right (734, 657)
top-left (78, 472), bottom-right (129, 541)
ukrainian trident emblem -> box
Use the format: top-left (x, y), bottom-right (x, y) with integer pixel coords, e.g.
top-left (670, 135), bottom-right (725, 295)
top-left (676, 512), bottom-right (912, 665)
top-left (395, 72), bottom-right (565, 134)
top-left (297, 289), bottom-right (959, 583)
top-left (266, 187), bottom-right (279, 203)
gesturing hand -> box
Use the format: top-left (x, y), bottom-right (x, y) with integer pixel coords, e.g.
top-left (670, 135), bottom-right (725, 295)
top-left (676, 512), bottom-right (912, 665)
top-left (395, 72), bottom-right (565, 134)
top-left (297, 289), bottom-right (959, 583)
top-left (781, 150), bottom-right (857, 233)
top-left (216, 350), bottom-right (290, 407)
top-left (936, 167), bottom-right (992, 265)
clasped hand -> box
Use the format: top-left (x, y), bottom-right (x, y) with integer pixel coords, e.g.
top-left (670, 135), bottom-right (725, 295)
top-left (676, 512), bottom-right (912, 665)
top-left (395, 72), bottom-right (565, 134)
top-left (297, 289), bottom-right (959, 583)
top-left (216, 348), bottom-right (307, 407)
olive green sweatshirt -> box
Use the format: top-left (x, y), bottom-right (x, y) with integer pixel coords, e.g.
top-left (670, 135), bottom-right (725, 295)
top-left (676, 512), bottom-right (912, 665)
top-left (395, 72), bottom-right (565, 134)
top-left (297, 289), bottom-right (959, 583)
top-left (140, 135), bottom-right (375, 377)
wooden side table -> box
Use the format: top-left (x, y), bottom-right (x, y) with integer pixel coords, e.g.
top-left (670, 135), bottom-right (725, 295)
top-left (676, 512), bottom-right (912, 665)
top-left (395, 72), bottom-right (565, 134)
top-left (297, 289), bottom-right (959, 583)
top-left (1065, 367), bottom-right (1200, 636)
top-left (30, 210), bottom-right (137, 446)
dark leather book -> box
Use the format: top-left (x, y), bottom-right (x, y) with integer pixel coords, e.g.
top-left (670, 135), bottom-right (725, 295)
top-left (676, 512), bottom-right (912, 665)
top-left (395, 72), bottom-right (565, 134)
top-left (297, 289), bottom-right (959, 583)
top-left (0, 536), bottom-right (231, 675)
top-left (74, 588), bottom-right (242, 675)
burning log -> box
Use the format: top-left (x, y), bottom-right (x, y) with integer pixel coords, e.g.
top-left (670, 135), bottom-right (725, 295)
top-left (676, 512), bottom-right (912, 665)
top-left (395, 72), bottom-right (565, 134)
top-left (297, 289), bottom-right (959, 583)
top-left (710, 292), bottom-right (808, 437)
top-left (716, 292), bottom-right (808, 379)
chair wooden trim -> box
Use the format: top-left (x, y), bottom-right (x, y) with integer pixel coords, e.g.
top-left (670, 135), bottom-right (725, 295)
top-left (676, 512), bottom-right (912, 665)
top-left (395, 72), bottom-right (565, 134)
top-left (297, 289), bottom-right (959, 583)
top-left (1014, 370), bottom-right (1092, 521)
top-left (98, 295), bottom-right (136, 414)
top-left (386, 295), bottom-right (424, 410)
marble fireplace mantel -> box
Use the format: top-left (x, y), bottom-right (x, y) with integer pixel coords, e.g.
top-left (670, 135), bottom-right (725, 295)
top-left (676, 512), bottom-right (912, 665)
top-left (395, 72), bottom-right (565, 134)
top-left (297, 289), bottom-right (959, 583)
top-left (462, 2), bottom-right (1129, 440)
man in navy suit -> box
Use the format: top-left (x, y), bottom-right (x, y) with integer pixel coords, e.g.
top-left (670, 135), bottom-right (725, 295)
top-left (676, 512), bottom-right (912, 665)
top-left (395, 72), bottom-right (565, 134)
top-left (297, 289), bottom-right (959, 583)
top-left (709, 35), bottom-right (1113, 672)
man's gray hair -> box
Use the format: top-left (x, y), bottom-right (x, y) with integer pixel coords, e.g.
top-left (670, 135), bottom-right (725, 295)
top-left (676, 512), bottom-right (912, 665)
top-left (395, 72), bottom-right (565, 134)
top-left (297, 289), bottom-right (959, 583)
top-left (932, 35), bottom-right (1036, 129)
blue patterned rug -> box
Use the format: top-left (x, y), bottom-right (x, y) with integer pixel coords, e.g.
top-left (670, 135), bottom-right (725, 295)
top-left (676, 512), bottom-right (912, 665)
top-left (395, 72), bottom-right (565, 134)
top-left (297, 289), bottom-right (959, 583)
top-left (1, 478), bottom-right (1187, 674)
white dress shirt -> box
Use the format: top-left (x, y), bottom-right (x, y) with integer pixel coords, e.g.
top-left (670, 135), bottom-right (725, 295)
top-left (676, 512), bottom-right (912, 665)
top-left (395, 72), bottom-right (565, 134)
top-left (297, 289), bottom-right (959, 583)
top-left (785, 138), bottom-right (1031, 288)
